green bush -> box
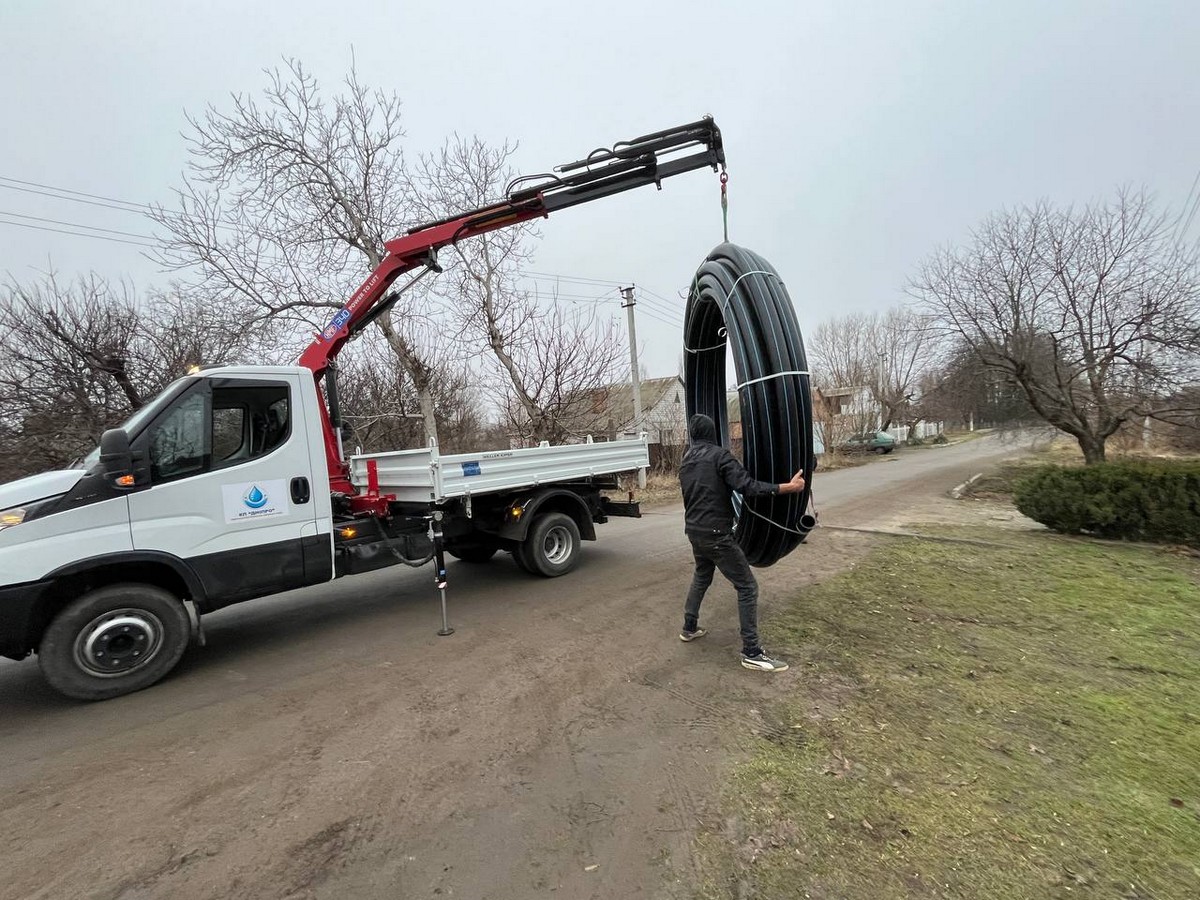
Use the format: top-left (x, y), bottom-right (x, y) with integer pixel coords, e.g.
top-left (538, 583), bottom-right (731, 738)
top-left (1014, 460), bottom-right (1200, 545)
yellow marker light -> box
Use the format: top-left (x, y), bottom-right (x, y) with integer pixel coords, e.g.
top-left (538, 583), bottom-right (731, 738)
top-left (0, 508), bottom-right (26, 528)
top-left (186, 364), bottom-right (201, 375)
top-left (510, 506), bottom-right (523, 520)
top-left (340, 527), bottom-right (357, 538)
top-left (115, 474), bottom-right (135, 487)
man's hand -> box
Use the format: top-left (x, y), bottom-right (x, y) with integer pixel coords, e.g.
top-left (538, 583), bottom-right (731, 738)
top-left (778, 471), bottom-right (806, 494)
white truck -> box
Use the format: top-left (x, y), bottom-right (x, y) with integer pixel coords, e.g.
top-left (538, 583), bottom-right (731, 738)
top-left (0, 118), bottom-right (727, 699)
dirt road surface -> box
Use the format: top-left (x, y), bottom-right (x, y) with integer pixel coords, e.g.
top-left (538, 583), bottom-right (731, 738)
top-left (0, 434), bottom-right (1030, 900)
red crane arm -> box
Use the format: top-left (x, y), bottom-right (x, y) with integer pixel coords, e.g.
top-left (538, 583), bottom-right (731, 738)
top-left (297, 117), bottom-right (725, 499)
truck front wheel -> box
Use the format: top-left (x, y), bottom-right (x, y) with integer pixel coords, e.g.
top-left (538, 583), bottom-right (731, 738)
top-left (38, 584), bottom-right (191, 701)
top-left (518, 512), bottom-right (582, 577)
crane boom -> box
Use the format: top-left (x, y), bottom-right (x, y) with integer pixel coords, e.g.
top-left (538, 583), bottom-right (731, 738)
top-left (298, 117), bottom-right (725, 499)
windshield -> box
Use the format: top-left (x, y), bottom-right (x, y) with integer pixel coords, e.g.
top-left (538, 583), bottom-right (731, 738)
top-left (76, 377), bottom-right (195, 470)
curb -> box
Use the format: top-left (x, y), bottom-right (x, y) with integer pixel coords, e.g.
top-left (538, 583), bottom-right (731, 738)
top-left (950, 472), bottom-right (984, 500)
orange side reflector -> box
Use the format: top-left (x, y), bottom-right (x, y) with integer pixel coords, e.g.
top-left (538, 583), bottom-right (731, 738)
top-left (115, 474), bottom-right (135, 487)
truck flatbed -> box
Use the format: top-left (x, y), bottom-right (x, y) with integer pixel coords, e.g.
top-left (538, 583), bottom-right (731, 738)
top-left (349, 437), bottom-right (650, 504)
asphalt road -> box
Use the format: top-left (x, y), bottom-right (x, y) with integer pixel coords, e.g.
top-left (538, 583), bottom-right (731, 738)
top-left (0, 432), bottom-right (1030, 900)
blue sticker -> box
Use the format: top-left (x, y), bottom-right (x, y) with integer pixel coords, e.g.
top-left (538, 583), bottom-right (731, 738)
top-left (461, 461), bottom-right (481, 477)
top-left (321, 308), bottom-right (353, 340)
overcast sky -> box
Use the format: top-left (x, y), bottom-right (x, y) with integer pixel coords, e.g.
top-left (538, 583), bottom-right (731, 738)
top-left (2, 1), bottom-right (1197, 378)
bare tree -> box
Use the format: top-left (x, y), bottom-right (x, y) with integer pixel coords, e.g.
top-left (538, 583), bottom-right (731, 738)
top-left (917, 340), bottom-right (1034, 430)
top-left (496, 303), bottom-right (626, 446)
top-left (873, 307), bottom-right (939, 433)
top-left (410, 135), bottom-right (626, 444)
top-left (809, 306), bottom-right (939, 433)
top-left (150, 59), bottom-right (446, 444)
top-left (911, 190), bottom-right (1200, 463)
top-left (0, 273), bottom-right (265, 480)
top-left (336, 331), bottom-right (495, 455)
top-left (809, 312), bottom-right (873, 390)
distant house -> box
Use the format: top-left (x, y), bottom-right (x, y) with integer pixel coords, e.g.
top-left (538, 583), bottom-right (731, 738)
top-left (814, 385), bottom-right (943, 445)
top-left (815, 385), bottom-right (877, 422)
top-left (574, 375), bottom-right (688, 446)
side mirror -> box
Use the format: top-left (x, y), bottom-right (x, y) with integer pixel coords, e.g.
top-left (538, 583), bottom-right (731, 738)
top-left (99, 428), bottom-right (149, 489)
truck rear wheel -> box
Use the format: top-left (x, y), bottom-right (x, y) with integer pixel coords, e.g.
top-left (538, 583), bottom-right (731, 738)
top-left (520, 512), bottom-right (582, 577)
top-left (38, 583), bottom-right (191, 701)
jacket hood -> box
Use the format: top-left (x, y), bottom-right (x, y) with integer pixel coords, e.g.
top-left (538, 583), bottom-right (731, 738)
top-left (688, 414), bottom-right (718, 445)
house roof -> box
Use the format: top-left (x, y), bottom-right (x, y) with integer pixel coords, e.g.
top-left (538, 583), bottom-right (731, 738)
top-left (575, 376), bottom-right (683, 429)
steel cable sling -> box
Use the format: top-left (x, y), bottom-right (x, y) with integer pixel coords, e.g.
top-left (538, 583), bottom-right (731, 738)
top-left (683, 242), bottom-right (816, 567)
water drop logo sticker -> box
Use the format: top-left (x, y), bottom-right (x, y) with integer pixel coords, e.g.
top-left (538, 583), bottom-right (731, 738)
top-left (222, 479), bottom-right (289, 522)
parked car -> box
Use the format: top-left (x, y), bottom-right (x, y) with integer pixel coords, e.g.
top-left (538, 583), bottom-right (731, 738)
top-left (843, 431), bottom-right (896, 454)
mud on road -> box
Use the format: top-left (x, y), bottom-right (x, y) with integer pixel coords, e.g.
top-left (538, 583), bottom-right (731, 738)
top-left (0, 435), bottom-right (1028, 899)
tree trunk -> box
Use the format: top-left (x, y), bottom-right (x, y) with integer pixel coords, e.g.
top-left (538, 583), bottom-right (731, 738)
top-left (1077, 434), bottom-right (1107, 464)
top-left (375, 311), bottom-right (439, 448)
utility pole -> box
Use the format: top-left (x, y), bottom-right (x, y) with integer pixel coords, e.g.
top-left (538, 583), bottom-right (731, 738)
top-left (876, 349), bottom-right (886, 432)
top-left (621, 285), bottom-right (646, 489)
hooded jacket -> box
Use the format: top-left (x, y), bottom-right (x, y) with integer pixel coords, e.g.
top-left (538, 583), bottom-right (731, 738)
top-left (679, 413), bottom-right (779, 536)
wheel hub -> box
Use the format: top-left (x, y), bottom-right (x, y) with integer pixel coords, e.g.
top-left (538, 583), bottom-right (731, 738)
top-left (543, 525), bottom-right (573, 565)
top-left (75, 610), bottom-right (164, 677)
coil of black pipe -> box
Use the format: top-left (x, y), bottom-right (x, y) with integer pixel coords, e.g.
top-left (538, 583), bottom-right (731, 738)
top-left (683, 242), bottom-right (816, 567)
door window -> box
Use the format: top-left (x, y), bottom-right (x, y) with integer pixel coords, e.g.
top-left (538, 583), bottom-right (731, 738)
top-left (212, 405), bottom-right (248, 463)
top-left (146, 382), bottom-right (291, 483)
top-left (149, 392), bottom-right (208, 481)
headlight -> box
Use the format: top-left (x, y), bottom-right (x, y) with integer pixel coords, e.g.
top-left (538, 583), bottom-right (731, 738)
top-left (0, 495), bottom-right (59, 531)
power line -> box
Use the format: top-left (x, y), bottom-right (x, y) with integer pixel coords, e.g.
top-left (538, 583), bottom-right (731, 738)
top-left (636, 307), bottom-right (683, 329)
top-left (530, 283), bottom-right (681, 328)
top-left (0, 182), bottom-right (155, 217)
top-left (524, 273), bottom-right (684, 324)
top-left (524, 270), bottom-right (629, 287)
top-left (0, 209), bottom-right (158, 241)
top-left (0, 175), bottom-right (154, 211)
top-left (639, 284), bottom-right (687, 308)
top-left (1177, 175), bottom-right (1200, 246)
top-left (526, 272), bottom-right (687, 318)
top-left (635, 295), bottom-right (684, 323)
top-left (0, 217), bottom-right (158, 248)
top-left (631, 292), bottom-right (684, 322)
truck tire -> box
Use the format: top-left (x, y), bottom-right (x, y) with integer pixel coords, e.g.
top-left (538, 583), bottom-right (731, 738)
top-left (511, 546), bottom-right (536, 574)
top-left (521, 512), bottom-right (582, 577)
top-left (447, 544), bottom-right (498, 563)
top-left (38, 583), bottom-right (191, 701)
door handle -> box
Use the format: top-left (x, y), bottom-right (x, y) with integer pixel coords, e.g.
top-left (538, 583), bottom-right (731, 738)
top-left (290, 476), bottom-right (311, 504)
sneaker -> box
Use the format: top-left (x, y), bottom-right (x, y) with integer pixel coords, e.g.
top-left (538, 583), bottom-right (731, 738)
top-left (679, 627), bottom-right (708, 642)
top-left (741, 651), bottom-right (789, 672)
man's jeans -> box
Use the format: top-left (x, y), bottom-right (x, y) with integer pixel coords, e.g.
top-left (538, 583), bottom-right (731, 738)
top-left (683, 532), bottom-right (760, 656)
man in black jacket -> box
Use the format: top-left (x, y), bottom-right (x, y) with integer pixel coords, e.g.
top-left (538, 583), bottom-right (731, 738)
top-left (678, 413), bottom-right (805, 672)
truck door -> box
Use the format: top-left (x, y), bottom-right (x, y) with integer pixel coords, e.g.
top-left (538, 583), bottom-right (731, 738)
top-left (127, 373), bottom-right (330, 608)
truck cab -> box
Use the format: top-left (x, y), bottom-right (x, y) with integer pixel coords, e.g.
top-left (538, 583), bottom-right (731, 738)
top-left (0, 366), bottom-right (335, 697)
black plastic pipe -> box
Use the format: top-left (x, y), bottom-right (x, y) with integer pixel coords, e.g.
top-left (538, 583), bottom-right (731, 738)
top-left (683, 243), bottom-right (816, 567)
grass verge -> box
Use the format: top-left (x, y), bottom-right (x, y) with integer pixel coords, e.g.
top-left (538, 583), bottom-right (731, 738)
top-left (697, 528), bottom-right (1200, 899)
